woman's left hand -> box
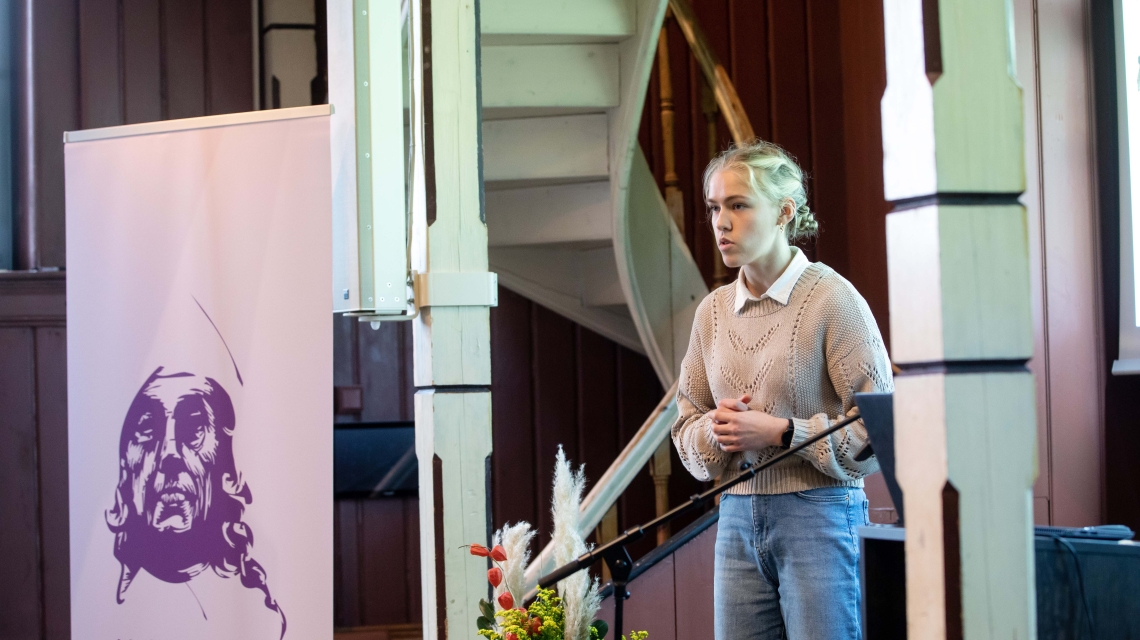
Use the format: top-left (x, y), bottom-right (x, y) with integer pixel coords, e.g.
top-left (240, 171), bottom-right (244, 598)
top-left (711, 394), bottom-right (789, 452)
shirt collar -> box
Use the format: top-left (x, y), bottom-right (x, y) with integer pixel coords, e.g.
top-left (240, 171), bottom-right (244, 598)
top-left (734, 247), bottom-right (812, 312)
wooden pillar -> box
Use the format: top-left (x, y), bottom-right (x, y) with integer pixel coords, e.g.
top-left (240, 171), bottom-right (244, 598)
top-left (409, 0), bottom-right (493, 638)
top-left (881, 0), bottom-right (1037, 638)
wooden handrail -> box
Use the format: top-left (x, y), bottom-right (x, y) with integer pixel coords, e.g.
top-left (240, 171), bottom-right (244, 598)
top-left (522, 380), bottom-right (680, 593)
top-left (668, 0), bottom-right (755, 145)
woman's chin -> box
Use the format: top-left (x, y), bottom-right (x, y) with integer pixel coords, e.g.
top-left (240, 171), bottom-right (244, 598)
top-left (719, 253), bottom-right (742, 269)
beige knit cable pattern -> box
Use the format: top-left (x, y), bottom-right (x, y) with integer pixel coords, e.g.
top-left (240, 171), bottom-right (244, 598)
top-left (671, 263), bottom-right (893, 495)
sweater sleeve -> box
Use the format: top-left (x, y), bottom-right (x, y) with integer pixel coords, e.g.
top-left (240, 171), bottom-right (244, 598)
top-left (788, 290), bottom-right (893, 482)
top-left (670, 302), bottom-right (732, 482)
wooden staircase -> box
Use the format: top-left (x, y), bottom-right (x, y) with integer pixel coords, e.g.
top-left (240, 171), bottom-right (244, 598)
top-left (480, 0), bottom-right (707, 386)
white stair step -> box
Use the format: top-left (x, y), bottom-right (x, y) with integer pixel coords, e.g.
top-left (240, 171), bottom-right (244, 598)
top-left (580, 247), bottom-right (626, 306)
top-left (480, 0), bottom-right (635, 45)
top-left (482, 114), bottom-right (609, 186)
top-left (486, 181), bottom-right (612, 247)
top-left (482, 44), bottom-right (620, 111)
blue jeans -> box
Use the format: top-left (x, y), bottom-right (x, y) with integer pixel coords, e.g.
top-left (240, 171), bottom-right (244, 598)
top-left (715, 488), bottom-right (868, 640)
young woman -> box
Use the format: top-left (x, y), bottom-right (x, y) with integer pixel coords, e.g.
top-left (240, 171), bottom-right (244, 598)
top-left (671, 141), bottom-right (892, 640)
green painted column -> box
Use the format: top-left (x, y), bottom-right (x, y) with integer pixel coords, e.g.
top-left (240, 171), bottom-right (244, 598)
top-left (881, 0), bottom-right (1037, 637)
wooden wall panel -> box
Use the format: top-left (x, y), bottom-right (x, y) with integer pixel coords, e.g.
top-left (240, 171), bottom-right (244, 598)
top-left (673, 522), bottom-right (717, 639)
top-left (334, 497), bottom-right (422, 628)
top-left (728, 0), bottom-right (771, 140)
top-left (531, 305), bottom-right (580, 546)
top-left (806, 0), bottom-right (849, 276)
top-left (616, 348), bottom-right (667, 560)
top-left (490, 288), bottom-right (538, 529)
top-left (837, 0), bottom-right (890, 348)
top-left (36, 328), bottom-right (71, 640)
top-left (163, 0), bottom-right (208, 120)
top-left (333, 315), bottom-right (415, 425)
top-left (79, 0), bottom-right (124, 129)
top-left (486, 288), bottom-right (708, 564)
top-left (123, 0), bottom-right (163, 124)
top-left (0, 329), bottom-right (43, 639)
top-left (22, 0), bottom-right (252, 270)
top-left (204, 0), bottom-right (254, 115)
top-left (30, 0), bottom-right (81, 268)
top-left (359, 500), bottom-right (412, 624)
top-left (576, 327), bottom-right (621, 496)
top-left (335, 500), bottom-right (363, 627)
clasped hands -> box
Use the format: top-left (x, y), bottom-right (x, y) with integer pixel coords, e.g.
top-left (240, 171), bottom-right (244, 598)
top-left (710, 394), bottom-right (789, 452)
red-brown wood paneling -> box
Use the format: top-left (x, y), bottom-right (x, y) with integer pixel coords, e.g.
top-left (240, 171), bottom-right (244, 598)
top-left (531, 304), bottom-right (581, 546)
top-left (30, 0), bottom-right (81, 269)
top-left (838, 0), bottom-right (891, 349)
top-left (806, 0), bottom-right (850, 275)
top-left (0, 328), bottom-right (43, 639)
top-left (36, 327), bottom-right (71, 640)
top-left (162, 0), bottom-right (208, 120)
top-left (335, 500), bottom-right (363, 627)
top-left (334, 497), bottom-right (422, 628)
top-left (79, 0), bottom-right (124, 129)
top-left (204, 0), bottom-right (254, 115)
top-left (490, 288), bottom-right (538, 529)
top-left (122, 0), bottom-right (163, 124)
top-left (673, 524), bottom-right (717, 638)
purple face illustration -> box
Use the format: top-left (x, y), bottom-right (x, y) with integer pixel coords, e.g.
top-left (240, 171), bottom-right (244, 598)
top-left (106, 367), bottom-right (286, 638)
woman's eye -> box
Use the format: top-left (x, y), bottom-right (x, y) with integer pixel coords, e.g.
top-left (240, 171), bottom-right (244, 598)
top-left (733, 203), bottom-right (746, 210)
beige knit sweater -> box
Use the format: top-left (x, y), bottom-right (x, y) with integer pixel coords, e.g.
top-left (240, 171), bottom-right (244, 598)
top-left (671, 262), bottom-right (893, 495)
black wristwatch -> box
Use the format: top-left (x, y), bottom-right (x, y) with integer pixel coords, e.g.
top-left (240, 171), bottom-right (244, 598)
top-left (781, 419), bottom-right (794, 449)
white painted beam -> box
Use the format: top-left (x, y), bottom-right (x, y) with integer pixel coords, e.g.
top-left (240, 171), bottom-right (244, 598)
top-left (481, 44), bottom-right (620, 110)
top-left (482, 114), bottom-right (609, 185)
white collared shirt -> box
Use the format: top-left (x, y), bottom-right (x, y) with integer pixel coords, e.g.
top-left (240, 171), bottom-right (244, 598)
top-left (734, 247), bottom-right (812, 313)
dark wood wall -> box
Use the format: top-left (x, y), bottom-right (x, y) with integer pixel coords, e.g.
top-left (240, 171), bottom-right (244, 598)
top-left (18, 0), bottom-right (253, 270)
top-left (490, 289), bottom-right (710, 561)
top-left (638, 0), bottom-right (891, 347)
top-left (0, 274), bottom-right (67, 640)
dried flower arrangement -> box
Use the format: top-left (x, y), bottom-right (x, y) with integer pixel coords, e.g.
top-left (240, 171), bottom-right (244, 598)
top-left (467, 447), bottom-right (648, 640)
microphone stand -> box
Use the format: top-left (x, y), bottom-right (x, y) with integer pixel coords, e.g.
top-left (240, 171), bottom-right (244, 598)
top-left (537, 412), bottom-right (863, 638)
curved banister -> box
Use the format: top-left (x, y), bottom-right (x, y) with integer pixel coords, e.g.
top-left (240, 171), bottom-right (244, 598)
top-left (667, 0), bottom-right (754, 145)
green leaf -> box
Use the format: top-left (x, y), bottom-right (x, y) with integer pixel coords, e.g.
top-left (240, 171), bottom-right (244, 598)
top-left (477, 615), bottom-right (493, 631)
top-left (591, 619), bottom-right (609, 639)
top-left (479, 598), bottom-right (495, 620)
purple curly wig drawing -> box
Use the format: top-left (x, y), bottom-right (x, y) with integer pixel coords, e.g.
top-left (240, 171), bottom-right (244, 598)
top-left (105, 366), bottom-right (286, 638)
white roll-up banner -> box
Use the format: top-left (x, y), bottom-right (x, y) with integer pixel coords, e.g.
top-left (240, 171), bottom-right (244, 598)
top-left (65, 107), bottom-right (333, 639)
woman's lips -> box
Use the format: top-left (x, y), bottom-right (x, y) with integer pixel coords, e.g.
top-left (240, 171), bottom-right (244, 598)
top-left (718, 238), bottom-right (733, 249)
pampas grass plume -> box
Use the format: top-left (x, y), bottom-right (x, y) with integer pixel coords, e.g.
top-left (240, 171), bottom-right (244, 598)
top-left (551, 446), bottom-right (603, 640)
top-left (491, 521), bottom-right (535, 610)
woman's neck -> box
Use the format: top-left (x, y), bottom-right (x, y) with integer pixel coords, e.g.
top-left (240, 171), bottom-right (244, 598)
top-left (741, 243), bottom-right (795, 298)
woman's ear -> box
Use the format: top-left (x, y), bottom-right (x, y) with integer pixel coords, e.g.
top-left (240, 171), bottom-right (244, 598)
top-left (780, 199), bottom-right (796, 226)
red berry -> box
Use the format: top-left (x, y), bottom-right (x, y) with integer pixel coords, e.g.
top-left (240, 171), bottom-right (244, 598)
top-left (490, 545), bottom-right (508, 562)
top-left (505, 634), bottom-right (519, 640)
top-left (497, 591), bottom-right (514, 610)
top-left (469, 544), bottom-right (490, 557)
top-left (529, 617), bottom-right (542, 634)
top-left (487, 567), bottom-right (503, 587)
